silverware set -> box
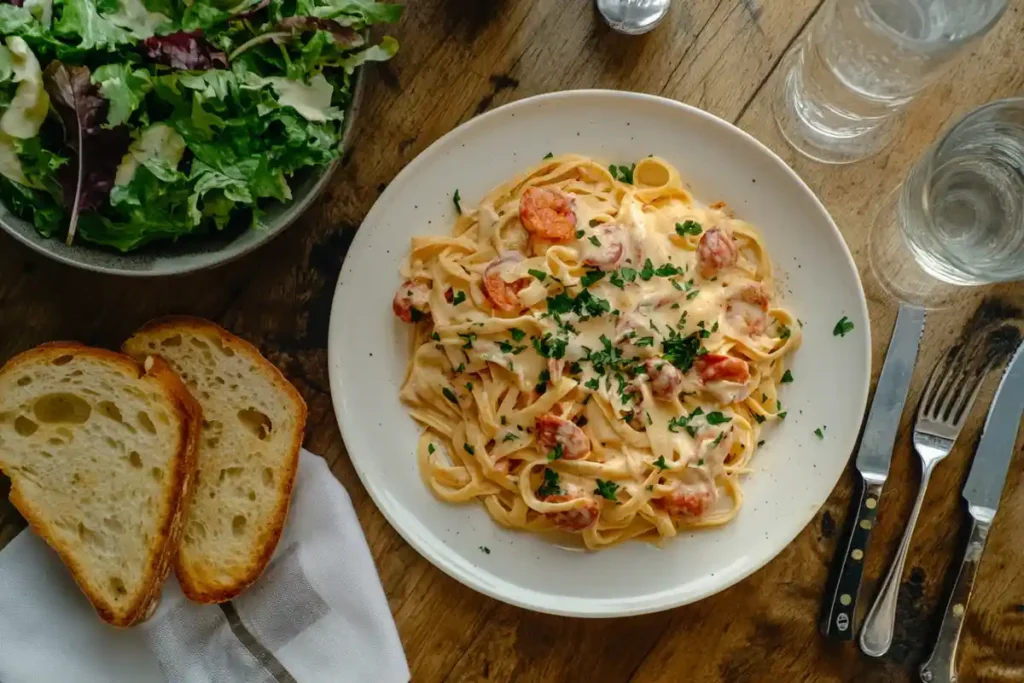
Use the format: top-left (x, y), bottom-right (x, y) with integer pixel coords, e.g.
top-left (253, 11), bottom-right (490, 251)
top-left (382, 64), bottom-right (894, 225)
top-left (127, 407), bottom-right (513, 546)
top-left (821, 307), bottom-right (1024, 682)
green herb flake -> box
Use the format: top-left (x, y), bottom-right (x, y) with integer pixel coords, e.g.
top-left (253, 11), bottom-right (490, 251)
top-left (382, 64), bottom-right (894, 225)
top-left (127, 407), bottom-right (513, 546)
top-left (833, 316), bottom-right (855, 337)
top-left (781, 369), bottom-right (794, 383)
top-left (575, 229), bottom-right (585, 239)
top-left (706, 411), bottom-right (732, 425)
top-left (428, 443), bottom-right (435, 455)
top-left (453, 189), bottom-right (462, 213)
top-left (510, 328), bottom-right (526, 342)
top-left (757, 440), bottom-right (766, 447)
top-left (653, 456), bottom-right (669, 470)
top-left (753, 413), bottom-right (766, 424)
top-left (594, 479), bottom-right (619, 501)
top-left (459, 333), bottom-right (477, 349)
top-left (814, 427), bottom-right (824, 439)
top-left (675, 220), bottom-right (703, 237)
top-left (588, 235), bottom-right (602, 247)
top-left (640, 258), bottom-right (656, 281)
top-left (580, 269), bottom-right (606, 288)
top-left (543, 152), bottom-right (554, 159)
top-left (537, 468), bottom-right (561, 497)
top-left (464, 443), bottom-right (475, 455)
top-left (547, 443), bottom-right (564, 461)
top-left (443, 388), bottom-right (458, 404)
top-left (451, 290), bottom-right (467, 306)
top-left (635, 336), bottom-right (655, 347)
top-left (528, 269), bottom-right (548, 282)
top-left (503, 432), bottom-right (519, 442)
top-left (431, 332), bottom-right (441, 342)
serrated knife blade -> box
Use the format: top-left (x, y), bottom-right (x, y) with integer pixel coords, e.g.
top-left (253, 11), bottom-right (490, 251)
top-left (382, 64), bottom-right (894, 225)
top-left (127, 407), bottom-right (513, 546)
top-left (963, 340), bottom-right (1024, 521)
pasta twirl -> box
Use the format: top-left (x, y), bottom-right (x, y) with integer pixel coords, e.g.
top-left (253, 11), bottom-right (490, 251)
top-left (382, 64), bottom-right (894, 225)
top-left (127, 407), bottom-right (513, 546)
top-left (391, 154), bottom-right (801, 550)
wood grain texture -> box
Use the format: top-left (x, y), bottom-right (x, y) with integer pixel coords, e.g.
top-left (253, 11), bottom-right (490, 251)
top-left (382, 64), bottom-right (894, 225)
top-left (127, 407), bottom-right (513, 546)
top-left (2, 0), bottom-right (1024, 681)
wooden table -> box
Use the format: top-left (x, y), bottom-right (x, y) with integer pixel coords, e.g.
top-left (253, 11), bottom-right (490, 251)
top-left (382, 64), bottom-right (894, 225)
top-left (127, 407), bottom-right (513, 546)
top-left (2, 1), bottom-right (1024, 681)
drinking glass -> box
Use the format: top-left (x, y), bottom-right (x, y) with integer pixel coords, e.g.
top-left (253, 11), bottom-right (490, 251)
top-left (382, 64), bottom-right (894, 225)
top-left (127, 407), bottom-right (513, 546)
top-left (868, 98), bottom-right (1024, 308)
top-left (773, 0), bottom-right (1008, 164)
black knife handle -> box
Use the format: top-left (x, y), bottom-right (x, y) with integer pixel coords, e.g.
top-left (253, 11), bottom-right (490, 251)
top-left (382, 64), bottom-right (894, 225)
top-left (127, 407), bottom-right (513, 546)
top-left (820, 477), bottom-right (885, 640)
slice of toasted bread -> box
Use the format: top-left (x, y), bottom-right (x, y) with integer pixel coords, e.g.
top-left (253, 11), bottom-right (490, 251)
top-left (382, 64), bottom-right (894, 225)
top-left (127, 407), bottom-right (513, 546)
top-left (123, 317), bottom-right (306, 603)
top-left (0, 343), bottom-right (200, 627)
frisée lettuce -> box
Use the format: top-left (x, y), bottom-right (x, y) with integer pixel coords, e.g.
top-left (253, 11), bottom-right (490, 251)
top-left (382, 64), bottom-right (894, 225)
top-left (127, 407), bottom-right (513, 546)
top-left (0, 0), bottom-right (400, 250)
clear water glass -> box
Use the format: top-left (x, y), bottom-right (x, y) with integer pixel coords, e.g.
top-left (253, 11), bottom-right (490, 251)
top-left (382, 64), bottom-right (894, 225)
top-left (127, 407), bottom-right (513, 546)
top-left (773, 0), bottom-right (1007, 164)
top-left (868, 98), bottom-right (1024, 308)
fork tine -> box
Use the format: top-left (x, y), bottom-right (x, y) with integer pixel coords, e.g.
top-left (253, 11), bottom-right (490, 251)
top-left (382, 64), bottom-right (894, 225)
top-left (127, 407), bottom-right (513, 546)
top-left (948, 358), bottom-right (996, 426)
top-left (919, 346), bottom-right (954, 420)
top-left (923, 346), bottom-right (963, 420)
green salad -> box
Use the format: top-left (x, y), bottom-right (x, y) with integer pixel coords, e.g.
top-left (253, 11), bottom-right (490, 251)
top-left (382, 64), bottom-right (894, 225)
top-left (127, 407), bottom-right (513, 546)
top-left (0, 0), bottom-right (400, 251)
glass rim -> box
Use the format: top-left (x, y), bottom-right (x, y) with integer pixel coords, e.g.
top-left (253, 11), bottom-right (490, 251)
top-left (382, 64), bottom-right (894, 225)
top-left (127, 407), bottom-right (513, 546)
top-left (922, 96), bottom-right (1024, 180)
top-left (859, 0), bottom-right (1008, 49)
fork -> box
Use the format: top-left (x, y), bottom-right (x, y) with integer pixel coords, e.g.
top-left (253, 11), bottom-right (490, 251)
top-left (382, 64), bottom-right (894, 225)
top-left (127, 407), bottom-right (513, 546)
top-left (859, 339), bottom-right (997, 657)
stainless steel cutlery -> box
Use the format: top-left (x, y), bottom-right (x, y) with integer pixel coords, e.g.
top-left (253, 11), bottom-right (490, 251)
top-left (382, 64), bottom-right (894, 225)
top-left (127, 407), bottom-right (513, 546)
top-left (820, 304), bottom-right (926, 639)
top-left (860, 335), bottom-right (1000, 656)
top-left (920, 340), bottom-right (1024, 683)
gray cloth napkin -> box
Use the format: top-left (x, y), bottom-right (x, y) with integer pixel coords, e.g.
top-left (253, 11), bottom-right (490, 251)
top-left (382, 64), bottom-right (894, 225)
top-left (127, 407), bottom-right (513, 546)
top-left (0, 450), bottom-right (410, 683)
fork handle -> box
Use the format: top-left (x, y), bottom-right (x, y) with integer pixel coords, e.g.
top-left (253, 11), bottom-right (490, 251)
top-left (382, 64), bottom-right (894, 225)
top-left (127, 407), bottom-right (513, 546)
top-left (919, 517), bottom-right (990, 683)
top-left (860, 465), bottom-right (935, 656)
top-left (820, 476), bottom-right (885, 640)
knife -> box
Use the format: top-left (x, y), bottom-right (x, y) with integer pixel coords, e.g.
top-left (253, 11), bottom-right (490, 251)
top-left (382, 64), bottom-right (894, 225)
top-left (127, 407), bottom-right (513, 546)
top-left (820, 304), bottom-right (927, 640)
top-left (920, 340), bottom-right (1024, 683)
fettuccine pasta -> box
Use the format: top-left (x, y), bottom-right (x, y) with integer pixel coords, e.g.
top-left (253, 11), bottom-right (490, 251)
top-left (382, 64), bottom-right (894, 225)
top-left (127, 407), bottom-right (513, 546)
top-left (391, 154), bottom-right (801, 550)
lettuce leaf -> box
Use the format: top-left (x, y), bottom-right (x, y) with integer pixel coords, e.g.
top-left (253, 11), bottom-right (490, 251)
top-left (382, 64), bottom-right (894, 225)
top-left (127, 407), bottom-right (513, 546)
top-left (92, 62), bottom-right (152, 126)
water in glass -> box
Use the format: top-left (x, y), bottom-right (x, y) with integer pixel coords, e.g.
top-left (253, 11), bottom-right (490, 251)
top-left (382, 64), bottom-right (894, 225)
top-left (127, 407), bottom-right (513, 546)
top-left (900, 99), bottom-right (1024, 285)
top-left (776, 0), bottom-right (1007, 163)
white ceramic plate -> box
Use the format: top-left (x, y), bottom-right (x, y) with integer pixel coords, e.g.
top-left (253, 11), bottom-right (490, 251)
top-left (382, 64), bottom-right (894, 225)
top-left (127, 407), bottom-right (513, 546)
top-left (328, 91), bottom-right (870, 617)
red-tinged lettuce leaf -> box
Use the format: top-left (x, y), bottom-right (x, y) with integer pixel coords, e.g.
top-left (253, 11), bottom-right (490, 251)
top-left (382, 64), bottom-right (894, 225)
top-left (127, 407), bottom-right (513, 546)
top-left (142, 31), bottom-right (228, 71)
top-left (4, 0), bottom-right (25, 7)
top-left (277, 17), bottom-right (363, 48)
top-left (42, 61), bottom-right (131, 245)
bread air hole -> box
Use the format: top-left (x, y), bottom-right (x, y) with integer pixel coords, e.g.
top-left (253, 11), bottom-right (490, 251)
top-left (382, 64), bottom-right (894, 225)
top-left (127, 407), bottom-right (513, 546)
top-left (238, 408), bottom-right (272, 440)
top-left (160, 335), bottom-right (182, 347)
top-left (151, 467), bottom-right (162, 481)
top-left (109, 577), bottom-right (127, 598)
top-left (262, 467), bottom-right (274, 488)
top-left (33, 393), bottom-right (91, 424)
top-left (129, 451), bottom-right (143, 468)
top-left (232, 515), bottom-right (247, 537)
top-left (14, 415), bottom-right (38, 436)
top-left (52, 355), bottom-right (74, 366)
top-left (16, 376), bottom-right (32, 386)
top-left (137, 411), bottom-right (156, 434)
top-left (97, 401), bottom-right (123, 423)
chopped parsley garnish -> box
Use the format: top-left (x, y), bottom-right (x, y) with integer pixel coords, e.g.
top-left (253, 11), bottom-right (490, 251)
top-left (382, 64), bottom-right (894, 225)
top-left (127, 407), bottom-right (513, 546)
top-left (500, 415), bottom-right (507, 426)
top-left (635, 336), bottom-right (655, 347)
top-left (533, 333), bottom-right (569, 359)
top-left (586, 334), bottom-right (624, 374)
top-left (712, 432), bottom-right (726, 446)
top-left (594, 479), bottom-right (619, 500)
top-left (584, 377), bottom-right (600, 391)
top-left (409, 308), bottom-right (424, 322)
top-left (503, 432), bottom-right (519, 442)
top-left (543, 152), bottom-right (554, 159)
top-left (455, 362), bottom-right (465, 372)
top-left (653, 456), bottom-right (669, 470)
top-left (498, 340), bottom-right (527, 354)
top-left (778, 411), bottom-right (788, 420)
top-left (451, 290), bottom-right (466, 306)
top-left (431, 332), bottom-right (441, 342)
top-left (546, 292), bottom-right (575, 315)
top-left (588, 235), bottom-right (602, 247)
top-left (814, 427), bottom-right (824, 439)
top-left (537, 468), bottom-right (561, 497)
top-left (510, 328), bottom-right (526, 342)
top-left (464, 443), bottom-right (475, 455)
top-left (574, 290), bottom-right (611, 318)
top-left (686, 289), bottom-right (701, 300)
top-left (465, 382), bottom-right (473, 391)
top-left (580, 269), bottom-right (606, 288)
top-left (675, 220), bottom-right (703, 236)
top-left (589, 218), bottom-right (601, 228)
top-left (781, 369), bottom-right (794, 383)
top-left (453, 189), bottom-right (462, 212)
top-left (757, 440), bottom-right (765, 447)
top-left (711, 321), bottom-right (719, 332)
top-left (459, 333), bottom-right (476, 349)
top-left (833, 316), bottom-right (855, 337)
top-left (428, 443), bottom-right (435, 454)
top-left (575, 229), bottom-right (585, 239)
top-left (443, 388), bottom-right (458, 404)
top-left (671, 303), bottom-right (680, 309)
top-left (640, 258), bottom-right (656, 281)
top-left (528, 269), bottom-right (547, 281)
top-left (547, 443), bottom-right (564, 461)
top-left (569, 362), bottom-right (583, 375)
top-left (661, 331), bottom-right (702, 372)
top-left (655, 263), bottom-right (682, 277)
top-left (753, 413), bottom-right (766, 424)
top-left (706, 411), bottom-right (732, 425)
top-left (609, 164), bottom-right (636, 184)
top-left (698, 328), bottom-right (711, 339)
top-left (671, 279), bottom-right (683, 291)
top-left (778, 324), bottom-right (792, 340)
top-left (479, 545), bottom-right (491, 554)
